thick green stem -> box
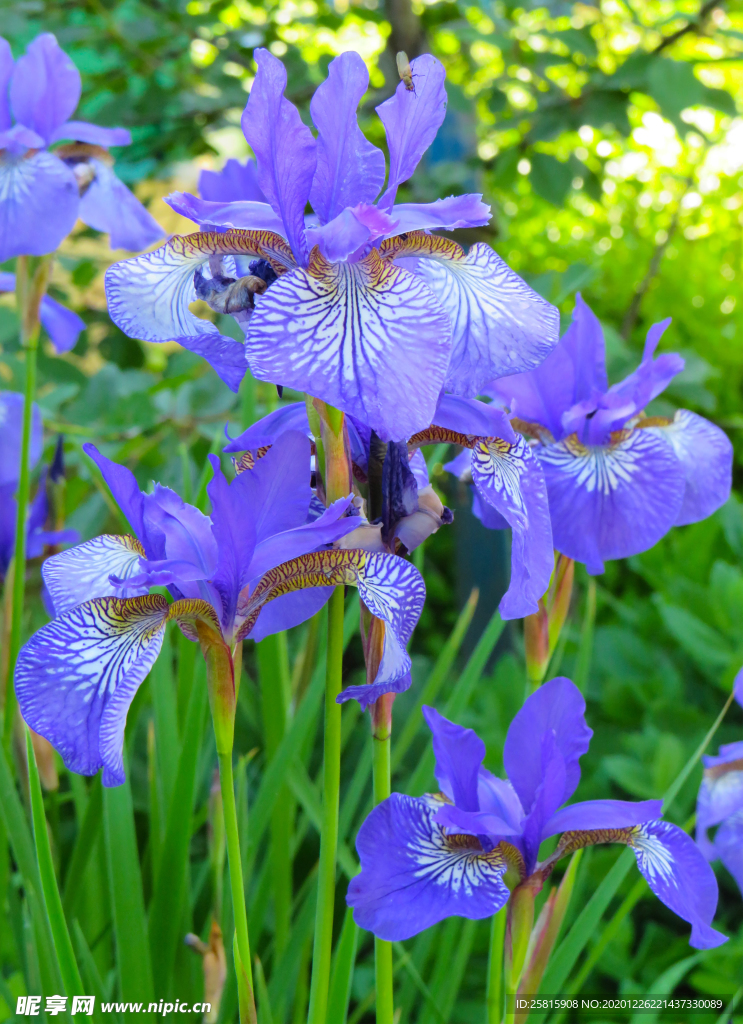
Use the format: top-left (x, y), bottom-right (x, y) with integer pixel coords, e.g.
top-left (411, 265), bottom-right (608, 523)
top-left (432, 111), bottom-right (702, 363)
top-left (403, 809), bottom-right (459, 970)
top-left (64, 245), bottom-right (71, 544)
top-left (4, 255), bottom-right (50, 750)
top-left (372, 703), bottom-right (394, 1024)
top-left (218, 751), bottom-right (256, 1024)
top-left (486, 906), bottom-right (506, 1024)
top-left (307, 584), bottom-right (345, 1024)
top-left (257, 631), bottom-right (292, 958)
top-left (504, 886), bottom-right (535, 1024)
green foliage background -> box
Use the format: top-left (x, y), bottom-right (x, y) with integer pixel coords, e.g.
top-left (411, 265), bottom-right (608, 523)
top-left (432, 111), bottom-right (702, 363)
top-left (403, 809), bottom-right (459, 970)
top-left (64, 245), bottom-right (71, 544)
top-left (1, 0), bottom-right (743, 1020)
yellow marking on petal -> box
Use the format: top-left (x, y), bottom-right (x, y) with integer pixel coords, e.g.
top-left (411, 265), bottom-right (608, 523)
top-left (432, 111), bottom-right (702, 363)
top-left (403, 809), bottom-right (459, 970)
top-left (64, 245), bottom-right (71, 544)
top-left (167, 597), bottom-right (224, 644)
top-left (306, 245), bottom-right (395, 289)
top-left (232, 445), bottom-right (272, 475)
top-left (705, 757), bottom-right (743, 781)
top-left (408, 425), bottom-right (476, 451)
top-left (380, 231), bottom-right (465, 263)
top-left (511, 417), bottom-right (554, 444)
top-left (635, 415), bottom-right (674, 429)
top-left (235, 548), bottom-right (369, 641)
top-left (170, 228), bottom-right (295, 275)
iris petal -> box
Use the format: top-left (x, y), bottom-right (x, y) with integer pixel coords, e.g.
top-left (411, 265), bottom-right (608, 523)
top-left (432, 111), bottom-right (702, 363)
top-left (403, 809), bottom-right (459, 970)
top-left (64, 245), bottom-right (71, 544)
top-left (537, 428), bottom-right (686, 575)
top-left (347, 792), bottom-right (509, 941)
top-left (164, 192), bottom-right (286, 235)
top-left (104, 228), bottom-right (293, 344)
top-left (422, 704), bottom-right (485, 811)
top-left (78, 159), bottom-right (164, 251)
top-left (246, 247), bottom-right (452, 441)
top-left (0, 391), bottom-right (43, 484)
top-left (15, 594), bottom-right (169, 786)
top-left (411, 241), bottom-right (559, 395)
top-left (199, 159), bottom-right (267, 203)
top-left (309, 51), bottom-right (386, 222)
top-left (10, 33), bottom-right (80, 143)
top-left (50, 121), bottom-right (131, 147)
top-left (376, 54), bottom-right (447, 210)
top-left (642, 410), bottom-right (732, 527)
top-left (0, 38), bottom-right (12, 131)
top-left (42, 534), bottom-right (148, 615)
top-left (241, 48), bottom-right (317, 263)
top-left (388, 195), bottom-right (491, 234)
top-left (0, 149), bottom-right (79, 260)
top-left (471, 435), bottom-right (554, 619)
top-left (39, 294), bottom-right (86, 353)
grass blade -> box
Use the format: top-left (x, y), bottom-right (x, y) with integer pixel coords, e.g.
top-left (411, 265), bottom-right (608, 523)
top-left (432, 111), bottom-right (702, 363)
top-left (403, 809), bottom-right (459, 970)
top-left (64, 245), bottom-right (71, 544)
top-left (103, 771), bottom-right (154, 1007)
top-left (629, 953), bottom-right (704, 1024)
top-left (149, 660), bottom-right (208, 994)
top-left (0, 741), bottom-right (64, 994)
top-left (25, 728), bottom-right (83, 996)
top-left (406, 610), bottom-right (505, 796)
top-left (62, 775), bottom-right (102, 918)
top-left (392, 587), bottom-right (479, 773)
top-left (327, 907), bottom-right (359, 1024)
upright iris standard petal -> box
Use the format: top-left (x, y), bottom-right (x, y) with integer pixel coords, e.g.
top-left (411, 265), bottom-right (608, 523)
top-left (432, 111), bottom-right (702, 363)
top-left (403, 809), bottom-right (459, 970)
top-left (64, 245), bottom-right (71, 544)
top-left (78, 159), bottom-right (164, 251)
top-left (503, 677), bottom-right (592, 814)
top-left (83, 444), bottom-right (146, 540)
top-left (0, 391), bottom-right (43, 484)
top-left (626, 821), bottom-right (727, 949)
top-left (42, 534), bottom-right (149, 614)
top-left (643, 412), bottom-right (733, 526)
top-left (309, 51), bottom-right (386, 222)
top-left (0, 150), bottom-right (79, 260)
top-left (15, 595), bottom-right (169, 786)
top-left (241, 48), bottom-right (317, 264)
top-left (560, 292), bottom-right (607, 402)
top-left (347, 793), bottom-right (510, 941)
top-left (104, 228), bottom-right (293, 343)
top-left (207, 456), bottom-right (258, 631)
top-left (407, 240), bottom-right (560, 395)
top-left (376, 54), bottom-right (447, 210)
top-left (247, 248), bottom-right (452, 441)
top-left (199, 158), bottom-right (268, 203)
top-left (422, 705), bottom-right (485, 810)
top-left (9, 33), bottom-right (81, 143)
top-left (538, 429), bottom-right (686, 575)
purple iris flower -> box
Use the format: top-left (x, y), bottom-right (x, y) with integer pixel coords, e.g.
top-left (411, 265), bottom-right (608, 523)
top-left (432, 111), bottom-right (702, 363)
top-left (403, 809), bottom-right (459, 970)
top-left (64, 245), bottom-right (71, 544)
top-left (347, 677), bottom-right (727, 949)
top-left (0, 392), bottom-right (78, 579)
top-left (15, 430), bottom-right (425, 784)
top-left (0, 33), bottom-right (164, 259)
top-left (0, 273), bottom-right (84, 353)
top-left (104, 49), bottom-right (558, 440)
top-left (482, 295), bottom-right (732, 574)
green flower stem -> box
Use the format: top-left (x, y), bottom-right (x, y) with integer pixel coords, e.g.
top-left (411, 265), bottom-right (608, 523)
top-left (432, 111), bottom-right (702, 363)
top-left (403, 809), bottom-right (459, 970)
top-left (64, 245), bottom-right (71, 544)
top-left (371, 693), bottom-right (394, 1024)
top-left (26, 726), bottom-right (84, 996)
top-left (486, 906), bottom-right (507, 1024)
top-left (4, 255), bottom-right (51, 751)
top-left (218, 749), bottom-right (256, 1024)
top-left (307, 583), bottom-right (345, 1024)
top-left (257, 631), bottom-right (292, 958)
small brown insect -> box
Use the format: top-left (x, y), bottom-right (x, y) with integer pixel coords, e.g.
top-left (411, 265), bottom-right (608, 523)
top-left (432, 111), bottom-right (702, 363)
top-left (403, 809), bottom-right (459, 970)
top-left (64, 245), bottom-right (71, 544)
top-left (396, 51), bottom-right (415, 92)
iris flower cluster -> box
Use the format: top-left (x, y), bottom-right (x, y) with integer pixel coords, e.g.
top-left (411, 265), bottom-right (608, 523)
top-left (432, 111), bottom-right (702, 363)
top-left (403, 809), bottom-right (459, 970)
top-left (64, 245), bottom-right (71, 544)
top-left (0, 33), bottom-right (163, 258)
top-left (16, 433), bottom-right (425, 783)
top-left (7, 40), bottom-right (736, 998)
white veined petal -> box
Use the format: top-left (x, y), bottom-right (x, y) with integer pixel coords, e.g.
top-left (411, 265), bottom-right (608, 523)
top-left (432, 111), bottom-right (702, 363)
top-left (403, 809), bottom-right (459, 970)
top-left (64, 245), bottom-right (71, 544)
top-left (412, 243), bottom-right (559, 394)
top-left (43, 534), bottom-right (148, 615)
top-left (16, 596), bottom-right (168, 785)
